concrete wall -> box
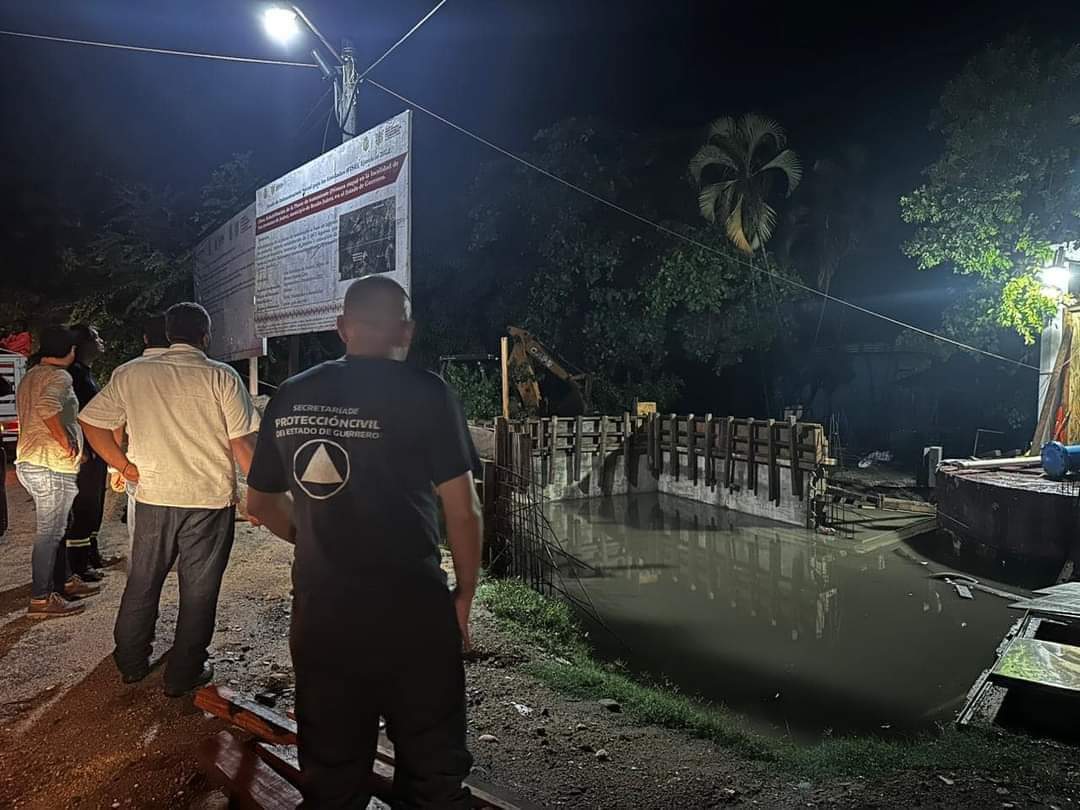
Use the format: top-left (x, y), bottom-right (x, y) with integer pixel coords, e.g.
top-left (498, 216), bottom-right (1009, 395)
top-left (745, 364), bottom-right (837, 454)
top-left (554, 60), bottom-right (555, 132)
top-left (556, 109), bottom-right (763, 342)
top-left (530, 446), bottom-right (809, 527)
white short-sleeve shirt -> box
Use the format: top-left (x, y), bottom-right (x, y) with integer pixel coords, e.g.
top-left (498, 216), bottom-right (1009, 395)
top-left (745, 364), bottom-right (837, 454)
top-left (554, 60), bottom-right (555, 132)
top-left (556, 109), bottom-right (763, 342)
top-left (79, 344), bottom-right (260, 509)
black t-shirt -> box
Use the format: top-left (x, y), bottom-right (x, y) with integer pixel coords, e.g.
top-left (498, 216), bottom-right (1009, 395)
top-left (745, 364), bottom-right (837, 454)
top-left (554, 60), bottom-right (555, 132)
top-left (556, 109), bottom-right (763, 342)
top-left (247, 356), bottom-right (478, 594)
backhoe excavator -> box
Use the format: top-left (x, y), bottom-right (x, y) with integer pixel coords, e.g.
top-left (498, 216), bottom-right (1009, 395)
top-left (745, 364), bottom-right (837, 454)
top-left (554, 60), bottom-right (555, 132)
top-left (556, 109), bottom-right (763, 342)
top-left (439, 326), bottom-right (592, 417)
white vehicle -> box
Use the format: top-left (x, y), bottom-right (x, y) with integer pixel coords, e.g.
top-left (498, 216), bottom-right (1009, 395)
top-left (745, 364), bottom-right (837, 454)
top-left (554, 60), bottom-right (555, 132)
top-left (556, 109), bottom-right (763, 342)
top-left (0, 349), bottom-right (27, 448)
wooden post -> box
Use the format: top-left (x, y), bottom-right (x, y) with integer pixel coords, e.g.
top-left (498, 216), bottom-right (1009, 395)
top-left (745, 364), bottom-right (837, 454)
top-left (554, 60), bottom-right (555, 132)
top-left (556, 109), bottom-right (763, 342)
top-left (687, 414), bottom-right (697, 485)
top-left (724, 416), bottom-right (735, 489)
top-left (704, 414), bottom-right (715, 488)
top-left (623, 412), bottom-right (634, 486)
top-left (767, 419), bottom-right (778, 504)
top-left (574, 415), bottom-right (584, 483)
top-left (599, 415), bottom-right (608, 459)
top-left (550, 415), bottom-right (559, 485)
top-left (669, 414), bottom-right (679, 481)
top-left (748, 421), bottom-right (757, 495)
top-left (789, 421), bottom-right (802, 498)
top-left (653, 413), bottom-right (663, 476)
top-left (248, 356), bottom-right (259, 398)
top-left (500, 336), bottom-right (510, 419)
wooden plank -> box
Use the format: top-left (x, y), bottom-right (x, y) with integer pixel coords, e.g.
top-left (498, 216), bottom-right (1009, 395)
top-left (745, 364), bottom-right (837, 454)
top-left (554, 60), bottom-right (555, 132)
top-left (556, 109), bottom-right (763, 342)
top-left (748, 421), bottom-right (757, 495)
top-left (199, 731), bottom-right (301, 810)
top-left (724, 416), bottom-right (735, 488)
top-left (549, 415), bottom-right (559, 484)
top-left (653, 413), bottom-right (663, 476)
top-left (669, 414), bottom-right (679, 481)
top-left (767, 419), bottom-right (778, 504)
top-left (195, 685), bottom-right (297, 745)
top-left (704, 414), bottom-right (715, 488)
top-left (789, 421), bottom-right (802, 498)
top-left (574, 415), bottom-right (584, 482)
top-left (688, 414), bottom-right (698, 485)
top-left (623, 412), bottom-right (634, 485)
top-left (599, 415), bottom-right (608, 459)
top-left (204, 689), bottom-right (537, 810)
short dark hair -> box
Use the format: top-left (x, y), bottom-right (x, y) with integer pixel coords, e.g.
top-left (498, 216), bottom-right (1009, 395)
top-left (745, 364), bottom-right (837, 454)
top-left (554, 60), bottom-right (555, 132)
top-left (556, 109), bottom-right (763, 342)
top-left (36, 326), bottom-right (76, 360)
top-left (343, 276), bottom-right (410, 320)
top-left (69, 323), bottom-right (96, 348)
top-left (165, 302), bottom-right (211, 346)
top-left (142, 314), bottom-right (169, 348)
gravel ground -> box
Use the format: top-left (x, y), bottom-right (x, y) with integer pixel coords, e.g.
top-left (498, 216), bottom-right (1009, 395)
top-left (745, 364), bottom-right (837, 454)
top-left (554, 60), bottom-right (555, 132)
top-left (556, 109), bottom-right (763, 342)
top-left (1, 465), bottom-right (1079, 809)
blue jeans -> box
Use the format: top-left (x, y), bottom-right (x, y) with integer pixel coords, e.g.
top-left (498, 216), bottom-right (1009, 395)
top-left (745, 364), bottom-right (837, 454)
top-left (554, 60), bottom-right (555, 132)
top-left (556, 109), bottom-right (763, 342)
top-left (17, 463), bottom-right (78, 599)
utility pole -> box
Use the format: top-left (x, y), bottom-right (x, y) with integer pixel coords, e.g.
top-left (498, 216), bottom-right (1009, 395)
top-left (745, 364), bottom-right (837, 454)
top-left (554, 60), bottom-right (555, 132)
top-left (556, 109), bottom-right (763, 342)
top-left (288, 29), bottom-right (359, 377)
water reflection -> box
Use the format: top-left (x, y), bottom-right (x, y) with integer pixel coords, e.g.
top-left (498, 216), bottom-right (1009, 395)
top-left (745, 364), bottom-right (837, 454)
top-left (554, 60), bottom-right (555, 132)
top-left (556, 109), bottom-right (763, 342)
top-left (545, 493), bottom-right (1018, 738)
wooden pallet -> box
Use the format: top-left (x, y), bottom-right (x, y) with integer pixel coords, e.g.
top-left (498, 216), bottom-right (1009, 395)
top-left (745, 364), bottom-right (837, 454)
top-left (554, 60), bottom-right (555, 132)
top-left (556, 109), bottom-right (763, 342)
top-left (195, 685), bottom-right (542, 810)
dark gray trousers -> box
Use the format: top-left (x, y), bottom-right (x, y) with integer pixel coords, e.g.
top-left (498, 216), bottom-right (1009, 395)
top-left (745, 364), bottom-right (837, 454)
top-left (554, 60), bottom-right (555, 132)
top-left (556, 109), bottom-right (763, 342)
top-left (291, 580), bottom-right (473, 809)
top-left (113, 503), bottom-right (234, 691)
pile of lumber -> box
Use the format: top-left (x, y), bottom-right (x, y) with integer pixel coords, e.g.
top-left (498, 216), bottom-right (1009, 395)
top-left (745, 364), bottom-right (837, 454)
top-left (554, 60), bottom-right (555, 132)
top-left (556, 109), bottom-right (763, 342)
top-left (194, 685), bottom-right (540, 810)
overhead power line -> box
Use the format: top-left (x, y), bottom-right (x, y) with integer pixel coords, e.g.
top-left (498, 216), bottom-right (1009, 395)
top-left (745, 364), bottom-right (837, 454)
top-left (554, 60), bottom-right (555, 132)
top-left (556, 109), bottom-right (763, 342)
top-left (337, 0), bottom-right (450, 137)
top-left (366, 78), bottom-right (1040, 373)
top-left (0, 29), bottom-right (319, 69)
top-left (358, 0), bottom-right (449, 81)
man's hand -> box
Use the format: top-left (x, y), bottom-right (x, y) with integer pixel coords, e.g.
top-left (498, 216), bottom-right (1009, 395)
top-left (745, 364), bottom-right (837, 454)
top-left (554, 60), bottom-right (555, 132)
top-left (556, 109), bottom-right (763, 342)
top-left (453, 586), bottom-right (474, 653)
top-left (62, 440), bottom-right (79, 462)
top-left (121, 462), bottom-right (140, 484)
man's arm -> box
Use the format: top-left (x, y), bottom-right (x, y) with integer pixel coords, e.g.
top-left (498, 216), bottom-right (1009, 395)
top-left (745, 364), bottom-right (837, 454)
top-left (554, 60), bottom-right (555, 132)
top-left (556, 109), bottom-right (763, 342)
top-left (437, 471), bottom-right (483, 650)
top-left (230, 432), bottom-right (258, 476)
top-left (80, 422), bottom-right (138, 482)
top-left (43, 413), bottom-right (78, 459)
top-left (246, 488), bottom-right (295, 544)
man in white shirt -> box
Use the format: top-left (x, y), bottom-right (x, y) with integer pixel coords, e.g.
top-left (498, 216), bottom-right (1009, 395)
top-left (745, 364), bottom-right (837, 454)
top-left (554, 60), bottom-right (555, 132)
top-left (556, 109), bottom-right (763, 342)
top-left (80, 303), bottom-right (260, 697)
top-left (107, 315), bottom-right (172, 553)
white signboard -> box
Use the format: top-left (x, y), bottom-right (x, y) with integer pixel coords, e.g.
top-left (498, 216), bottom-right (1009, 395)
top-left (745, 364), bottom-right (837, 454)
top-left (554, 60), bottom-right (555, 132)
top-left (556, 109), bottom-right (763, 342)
top-left (193, 203), bottom-right (265, 361)
top-left (254, 110), bottom-right (412, 338)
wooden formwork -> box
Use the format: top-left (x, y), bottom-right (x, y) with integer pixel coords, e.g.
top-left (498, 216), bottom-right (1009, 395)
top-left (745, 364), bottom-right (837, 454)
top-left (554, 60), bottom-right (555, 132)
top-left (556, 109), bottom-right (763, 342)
top-left (495, 413), bottom-right (831, 502)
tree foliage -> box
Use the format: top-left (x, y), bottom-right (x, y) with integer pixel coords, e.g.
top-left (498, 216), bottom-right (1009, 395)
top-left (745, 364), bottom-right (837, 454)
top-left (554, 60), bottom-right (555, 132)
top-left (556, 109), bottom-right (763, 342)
top-left (690, 114), bottom-right (802, 253)
top-left (416, 118), bottom-right (799, 413)
top-left (900, 34), bottom-right (1080, 342)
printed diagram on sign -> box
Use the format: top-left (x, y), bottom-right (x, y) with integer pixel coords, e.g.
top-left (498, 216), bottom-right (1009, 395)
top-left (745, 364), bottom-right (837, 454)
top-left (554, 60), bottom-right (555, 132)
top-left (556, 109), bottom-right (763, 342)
top-left (293, 439), bottom-right (351, 500)
top-left (338, 197), bottom-right (396, 280)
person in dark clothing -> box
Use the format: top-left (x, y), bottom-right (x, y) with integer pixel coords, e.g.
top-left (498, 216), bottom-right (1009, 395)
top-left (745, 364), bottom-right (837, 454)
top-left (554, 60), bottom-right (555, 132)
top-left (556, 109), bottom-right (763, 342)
top-left (247, 276), bottom-right (483, 809)
top-left (63, 324), bottom-right (107, 581)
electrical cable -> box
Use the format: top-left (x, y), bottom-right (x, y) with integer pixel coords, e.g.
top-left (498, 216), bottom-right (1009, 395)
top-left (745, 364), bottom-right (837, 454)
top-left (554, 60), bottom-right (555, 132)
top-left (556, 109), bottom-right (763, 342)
top-left (337, 0), bottom-right (451, 139)
top-left (0, 29), bottom-right (319, 68)
top-left (365, 78), bottom-right (1041, 372)
top-left (357, 0), bottom-right (450, 82)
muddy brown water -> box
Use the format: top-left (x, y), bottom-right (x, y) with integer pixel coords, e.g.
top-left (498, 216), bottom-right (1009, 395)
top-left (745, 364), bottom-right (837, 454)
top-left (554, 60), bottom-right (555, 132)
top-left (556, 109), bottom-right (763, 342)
top-left (544, 492), bottom-right (1035, 739)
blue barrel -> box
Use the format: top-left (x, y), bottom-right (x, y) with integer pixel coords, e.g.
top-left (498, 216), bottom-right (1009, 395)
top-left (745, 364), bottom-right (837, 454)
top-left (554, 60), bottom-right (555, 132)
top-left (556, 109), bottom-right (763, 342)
top-left (1041, 441), bottom-right (1080, 480)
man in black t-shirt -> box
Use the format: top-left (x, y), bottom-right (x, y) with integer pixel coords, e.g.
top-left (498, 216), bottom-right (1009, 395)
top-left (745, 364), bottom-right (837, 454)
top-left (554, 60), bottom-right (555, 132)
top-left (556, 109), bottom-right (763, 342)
top-left (247, 276), bottom-right (482, 809)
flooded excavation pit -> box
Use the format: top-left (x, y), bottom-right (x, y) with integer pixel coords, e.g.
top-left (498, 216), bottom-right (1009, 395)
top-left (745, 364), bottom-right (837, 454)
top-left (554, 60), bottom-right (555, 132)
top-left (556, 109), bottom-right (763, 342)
top-left (544, 493), bottom-right (1019, 739)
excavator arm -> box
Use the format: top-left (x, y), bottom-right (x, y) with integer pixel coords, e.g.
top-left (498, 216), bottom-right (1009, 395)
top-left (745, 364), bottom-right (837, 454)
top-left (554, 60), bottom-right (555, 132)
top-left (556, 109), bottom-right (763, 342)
top-left (506, 326), bottom-right (591, 417)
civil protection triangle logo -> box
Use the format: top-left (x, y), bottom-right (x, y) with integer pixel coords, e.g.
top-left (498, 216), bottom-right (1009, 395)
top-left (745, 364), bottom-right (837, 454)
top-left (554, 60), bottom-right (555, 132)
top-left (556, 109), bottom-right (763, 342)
top-left (292, 439), bottom-right (350, 500)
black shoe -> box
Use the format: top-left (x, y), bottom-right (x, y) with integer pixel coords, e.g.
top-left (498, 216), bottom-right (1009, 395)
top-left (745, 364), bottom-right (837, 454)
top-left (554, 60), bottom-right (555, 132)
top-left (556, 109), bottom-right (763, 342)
top-left (164, 664), bottom-right (214, 698)
top-left (88, 551), bottom-right (105, 569)
top-left (79, 569), bottom-right (104, 583)
top-left (121, 665), bottom-right (150, 684)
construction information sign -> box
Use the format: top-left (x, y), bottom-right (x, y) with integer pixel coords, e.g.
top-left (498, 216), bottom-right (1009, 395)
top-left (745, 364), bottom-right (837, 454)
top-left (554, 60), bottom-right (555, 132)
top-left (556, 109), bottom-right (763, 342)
top-left (193, 203), bottom-right (266, 361)
top-left (254, 110), bottom-right (412, 338)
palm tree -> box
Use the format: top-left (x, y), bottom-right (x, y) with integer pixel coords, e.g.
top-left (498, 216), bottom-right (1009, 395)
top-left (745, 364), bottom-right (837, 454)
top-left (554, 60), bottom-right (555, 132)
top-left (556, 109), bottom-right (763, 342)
top-left (689, 114), bottom-right (802, 254)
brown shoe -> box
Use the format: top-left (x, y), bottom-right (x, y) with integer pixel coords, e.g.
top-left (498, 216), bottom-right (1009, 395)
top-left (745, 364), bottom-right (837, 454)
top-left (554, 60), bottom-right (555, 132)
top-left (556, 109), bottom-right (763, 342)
top-left (64, 575), bottom-right (101, 598)
top-left (28, 593), bottom-right (86, 619)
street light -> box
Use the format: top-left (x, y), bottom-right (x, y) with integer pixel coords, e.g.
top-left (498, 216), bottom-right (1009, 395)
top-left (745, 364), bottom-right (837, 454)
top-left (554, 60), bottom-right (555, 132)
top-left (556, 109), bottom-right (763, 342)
top-left (1040, 264), bottom-right (1073, 297)
top-left (262, 4), bottom-right (355, 138)
top-left (262, 7), bottom-right (300, 44)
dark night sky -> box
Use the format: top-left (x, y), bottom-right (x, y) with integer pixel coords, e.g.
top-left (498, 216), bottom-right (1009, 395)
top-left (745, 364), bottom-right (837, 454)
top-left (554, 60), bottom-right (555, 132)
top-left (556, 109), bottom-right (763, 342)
top-left (2, 0), bottom-right (1079, 339)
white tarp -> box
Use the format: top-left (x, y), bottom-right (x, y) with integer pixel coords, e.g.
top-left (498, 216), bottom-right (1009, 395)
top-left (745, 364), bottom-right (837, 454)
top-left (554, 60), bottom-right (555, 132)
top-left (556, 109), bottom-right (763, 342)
top-left (193, 203), bottom-right (265, 361)
top-left (254, 110), bottom-right (412, 338)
